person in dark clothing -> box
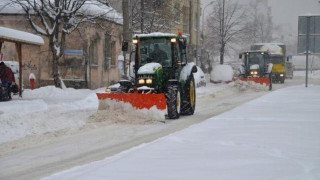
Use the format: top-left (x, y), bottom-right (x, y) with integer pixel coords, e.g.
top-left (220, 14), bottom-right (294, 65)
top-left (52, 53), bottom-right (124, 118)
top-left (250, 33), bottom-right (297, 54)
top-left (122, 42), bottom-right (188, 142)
top-left (149, 44), bottom-right (168, 63)
top-left (0, 62), bottom-right (15, 99)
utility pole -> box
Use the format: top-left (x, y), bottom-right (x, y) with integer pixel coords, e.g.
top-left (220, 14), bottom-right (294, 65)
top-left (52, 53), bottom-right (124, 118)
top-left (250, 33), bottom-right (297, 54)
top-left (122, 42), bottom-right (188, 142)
top-left (141, 0), bottom-right (144, 33)
top-left (122, 0), bottom-right (130, 77)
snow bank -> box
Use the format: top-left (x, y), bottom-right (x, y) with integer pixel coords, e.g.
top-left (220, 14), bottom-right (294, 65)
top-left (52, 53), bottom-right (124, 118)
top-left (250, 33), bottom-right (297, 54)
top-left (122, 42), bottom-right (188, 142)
top-left (138, 63), bottom-right (162, 74)
top-left (96, 99), bottom-right (165, 124)
top-left (210, 64), bottom-right (234, 83)
top-left (43, 85), bottom-right (320, 180)
top-left (232, 79), bottom-right (269, 91)
top-left (0, 86), bottom-right (98, 144)
top-left (294, 70), bottom-right (320, 79)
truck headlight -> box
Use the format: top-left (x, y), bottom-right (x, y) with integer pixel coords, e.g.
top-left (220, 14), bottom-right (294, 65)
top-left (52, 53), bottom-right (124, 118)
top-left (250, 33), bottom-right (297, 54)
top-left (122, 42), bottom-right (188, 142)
top-left (138, 79), bottom-right (145, 84)
top-left (146, 78), bottom-right (153, 84)
top-left (280, 74), bottom-right (284, 77)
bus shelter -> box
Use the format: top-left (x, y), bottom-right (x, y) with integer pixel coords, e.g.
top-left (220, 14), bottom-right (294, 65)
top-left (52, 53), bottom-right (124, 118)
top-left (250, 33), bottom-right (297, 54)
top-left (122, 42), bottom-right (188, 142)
top-left (0, 26), bottom-right (44, 97)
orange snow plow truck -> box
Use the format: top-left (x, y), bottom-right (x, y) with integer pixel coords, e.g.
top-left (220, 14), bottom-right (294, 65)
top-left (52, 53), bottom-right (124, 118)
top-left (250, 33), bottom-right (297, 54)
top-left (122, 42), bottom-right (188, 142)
top-left (96, 32), bottom-right (197, 119)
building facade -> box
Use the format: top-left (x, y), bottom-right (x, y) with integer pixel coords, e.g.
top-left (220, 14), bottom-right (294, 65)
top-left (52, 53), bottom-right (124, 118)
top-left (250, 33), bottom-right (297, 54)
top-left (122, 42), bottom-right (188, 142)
top-left (0, 6), bottom-right (123, 89)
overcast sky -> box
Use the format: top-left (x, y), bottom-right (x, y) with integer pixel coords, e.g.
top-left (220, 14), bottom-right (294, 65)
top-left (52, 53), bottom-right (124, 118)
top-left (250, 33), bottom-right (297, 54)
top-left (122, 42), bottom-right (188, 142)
top-left (202, 0), bottom-right (320, 35)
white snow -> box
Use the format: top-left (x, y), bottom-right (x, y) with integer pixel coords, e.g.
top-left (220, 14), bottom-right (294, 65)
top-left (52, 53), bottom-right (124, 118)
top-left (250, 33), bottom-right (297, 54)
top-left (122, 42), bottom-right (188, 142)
top-left (260, 43), bottom-right (283, 55)
top-left (0, 86), bottom-right (98, 144)
top-left (294, 70), bottom-right (320, 79)
top-left (250, 64), bottom-right (259, 70)
top-left (43, 85), bottom-right (320, 180)
top-left (138, 63), bottom-right (162, 74)
top-left (180, 62), bottom-right (196, 81)
top-left (0, 26), bottom-right (44, 45)
top-left (210, 64), bottom-right (234, 82)
top-left (135, 32), bottom-right (177, 38)
top-left (29, 73), bottom-right (36, 80)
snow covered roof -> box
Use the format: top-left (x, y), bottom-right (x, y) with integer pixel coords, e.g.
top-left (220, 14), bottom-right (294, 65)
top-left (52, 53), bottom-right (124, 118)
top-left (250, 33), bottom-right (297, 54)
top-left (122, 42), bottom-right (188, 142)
top-left (0, 26), bottom-right (44, 45)
top-left (0, 0), bottom-right (123, 25)
top-left (134, 32), bottom-right (188, 39)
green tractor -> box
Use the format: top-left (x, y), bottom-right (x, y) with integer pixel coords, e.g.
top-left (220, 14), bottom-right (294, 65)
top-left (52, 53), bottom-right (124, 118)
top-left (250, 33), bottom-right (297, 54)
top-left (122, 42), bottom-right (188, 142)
top-left (238, 51), bottom-right (273, 90)
top-left (97, 32), bottom-right (197, 119)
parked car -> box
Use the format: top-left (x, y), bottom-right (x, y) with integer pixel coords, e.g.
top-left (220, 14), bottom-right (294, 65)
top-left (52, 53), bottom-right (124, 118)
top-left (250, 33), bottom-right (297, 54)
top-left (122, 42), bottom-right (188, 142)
top-left (194, 66), bottom-right (206, 87)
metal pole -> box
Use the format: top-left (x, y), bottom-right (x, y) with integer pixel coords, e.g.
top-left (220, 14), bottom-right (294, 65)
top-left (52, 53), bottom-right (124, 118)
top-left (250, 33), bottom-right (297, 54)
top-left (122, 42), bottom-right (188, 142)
top-left (306, 16), bottom-right (310, 88)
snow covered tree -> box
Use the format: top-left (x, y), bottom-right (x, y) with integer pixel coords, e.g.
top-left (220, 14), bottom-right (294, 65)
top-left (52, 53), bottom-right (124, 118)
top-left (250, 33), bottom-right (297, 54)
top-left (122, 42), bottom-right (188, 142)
top-left (10, 0), bottom-right (114, 88)
top-left (206, 0), bottom-right (249, 64)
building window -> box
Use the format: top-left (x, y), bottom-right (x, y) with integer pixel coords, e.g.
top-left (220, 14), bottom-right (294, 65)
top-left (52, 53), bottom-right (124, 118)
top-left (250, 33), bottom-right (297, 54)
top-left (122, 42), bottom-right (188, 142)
top-left (111, 41), bottom-right (116, 66)
top-left (89, 39), bottom-right (98, 65)
top-left (183, 6), bottom-right (189, 34)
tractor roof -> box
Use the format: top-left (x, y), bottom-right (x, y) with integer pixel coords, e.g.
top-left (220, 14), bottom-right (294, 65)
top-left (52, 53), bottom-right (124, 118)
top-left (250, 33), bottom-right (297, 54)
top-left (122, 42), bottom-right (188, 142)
top-left (133, 32), bottom-right (187, 39)
top-left (243, 50), bottom-right (270, 54)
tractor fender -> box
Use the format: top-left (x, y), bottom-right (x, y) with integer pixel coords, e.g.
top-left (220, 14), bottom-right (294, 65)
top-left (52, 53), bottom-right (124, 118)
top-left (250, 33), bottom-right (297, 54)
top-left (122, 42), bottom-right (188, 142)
top-left (179, 62), bottom-right (197, 82)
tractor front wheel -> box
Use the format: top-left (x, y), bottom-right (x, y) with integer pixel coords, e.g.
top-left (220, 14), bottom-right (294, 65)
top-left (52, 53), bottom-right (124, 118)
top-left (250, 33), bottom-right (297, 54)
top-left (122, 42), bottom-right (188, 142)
top-left (166, 85), bottom-right (181, 119)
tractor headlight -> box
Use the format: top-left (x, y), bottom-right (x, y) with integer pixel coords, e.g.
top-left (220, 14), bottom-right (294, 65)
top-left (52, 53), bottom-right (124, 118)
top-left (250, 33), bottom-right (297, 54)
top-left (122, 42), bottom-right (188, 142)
top-left (138, 79), bottom-right (145, 84)
top-left (146, 78), bottom-right (153, 84)
top-left (280, 74), bottom-right (284, 77)
top-left (106, 88), bottom-right (111, 93)
top-left (250, 71), bottom-right (258, 75)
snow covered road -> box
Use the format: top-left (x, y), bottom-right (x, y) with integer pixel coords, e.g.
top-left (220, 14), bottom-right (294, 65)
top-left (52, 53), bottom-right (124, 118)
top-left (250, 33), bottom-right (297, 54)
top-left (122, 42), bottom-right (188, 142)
top-left (0, 75), bottom-right (319, 179)
top-left (44, 84), bottom-right (320, 180)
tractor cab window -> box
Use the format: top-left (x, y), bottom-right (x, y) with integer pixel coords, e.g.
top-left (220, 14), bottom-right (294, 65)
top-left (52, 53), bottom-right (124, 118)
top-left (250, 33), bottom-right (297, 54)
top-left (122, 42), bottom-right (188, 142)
top-left (140, 38), bottom-right (172, 67)
top-left (247, 53), bottom-right (264, 67)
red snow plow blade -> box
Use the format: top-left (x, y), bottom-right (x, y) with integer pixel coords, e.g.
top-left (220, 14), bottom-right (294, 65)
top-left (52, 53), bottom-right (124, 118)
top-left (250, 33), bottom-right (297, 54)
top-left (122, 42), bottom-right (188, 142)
top-left (240, 77), bottom-right (270, 86)
top-left (96, 93), bottom-right (167, 110)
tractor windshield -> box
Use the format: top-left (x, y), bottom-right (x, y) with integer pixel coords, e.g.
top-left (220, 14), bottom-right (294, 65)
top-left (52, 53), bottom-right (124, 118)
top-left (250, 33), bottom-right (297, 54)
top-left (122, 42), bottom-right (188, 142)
top-left (246, 53), bottom-right (265, 67)
top-left (139, 38), bottom-right (172, 67)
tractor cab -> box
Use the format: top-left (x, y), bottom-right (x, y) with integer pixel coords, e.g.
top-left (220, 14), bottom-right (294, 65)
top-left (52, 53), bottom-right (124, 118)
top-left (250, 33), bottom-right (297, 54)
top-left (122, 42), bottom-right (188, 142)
top-left (131, 32), bottom-right (189, 93)
top-left (242, 51), bottom-right (270, 77)
top-left (238, 51), bottom-right (273, 90)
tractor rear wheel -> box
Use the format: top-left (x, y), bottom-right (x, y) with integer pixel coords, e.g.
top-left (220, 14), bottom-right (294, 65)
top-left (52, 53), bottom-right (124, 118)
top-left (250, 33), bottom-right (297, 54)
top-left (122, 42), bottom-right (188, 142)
top-left (181, 75), bottom-right (196, 115)
top-left (166, 85), bottom-right (181, 119)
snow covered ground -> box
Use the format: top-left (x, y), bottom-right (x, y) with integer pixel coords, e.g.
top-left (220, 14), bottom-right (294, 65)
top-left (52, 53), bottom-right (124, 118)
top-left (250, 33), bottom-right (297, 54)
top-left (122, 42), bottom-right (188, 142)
top-left (0, 86), bottom-right (99, 144)
top-left (294, 70), bottom-right (320, 79)
top-left (44, 85), bottom-right (320, 180)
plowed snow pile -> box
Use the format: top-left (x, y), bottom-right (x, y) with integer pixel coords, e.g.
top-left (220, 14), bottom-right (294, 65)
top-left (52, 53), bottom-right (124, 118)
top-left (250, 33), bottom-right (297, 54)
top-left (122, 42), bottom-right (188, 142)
top-left (232, 80), bottom-right (269, 91)
top-left (91, 99), bottom-right (166, 125)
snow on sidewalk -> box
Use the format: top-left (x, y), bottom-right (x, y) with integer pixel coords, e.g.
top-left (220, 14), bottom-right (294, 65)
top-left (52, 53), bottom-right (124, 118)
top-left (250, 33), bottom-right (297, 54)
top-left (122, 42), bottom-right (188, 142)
top-left (0, 86), bottom-right (98, 144)
top-left (43, 85), bottom-right (320, 180)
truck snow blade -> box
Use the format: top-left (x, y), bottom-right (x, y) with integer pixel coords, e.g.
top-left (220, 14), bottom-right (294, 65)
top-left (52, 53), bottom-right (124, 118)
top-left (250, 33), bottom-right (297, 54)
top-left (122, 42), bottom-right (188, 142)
top-left (96, 93), bottom-right (167, 110)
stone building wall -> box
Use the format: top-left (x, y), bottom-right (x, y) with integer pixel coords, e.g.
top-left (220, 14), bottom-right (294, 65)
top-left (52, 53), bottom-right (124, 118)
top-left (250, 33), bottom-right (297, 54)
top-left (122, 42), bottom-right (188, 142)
top-left (0, 14), bottom-right (123, 89)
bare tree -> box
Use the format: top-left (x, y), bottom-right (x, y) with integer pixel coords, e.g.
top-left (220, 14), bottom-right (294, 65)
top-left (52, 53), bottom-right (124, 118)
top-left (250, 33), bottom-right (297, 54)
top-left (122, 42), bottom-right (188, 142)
top-left (207, 0), bottom-right (249, 64)
top-left (246, 0), bottom-right (273, 44)
top-left (10, 0), bottom-right (115, 87)
top-left (131, 0), bottom-right (178, 34)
